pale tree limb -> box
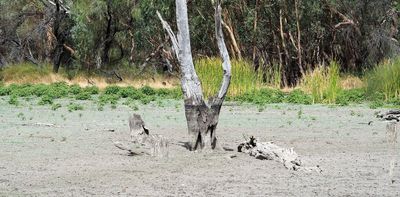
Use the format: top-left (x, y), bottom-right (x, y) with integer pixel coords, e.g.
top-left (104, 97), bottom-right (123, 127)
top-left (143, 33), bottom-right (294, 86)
top-left (156, 11), bottom-right (179, 59)
top-left (214, 1), bottom-right (232, 104)
top-left (221, 21), bottom-right (242, 60)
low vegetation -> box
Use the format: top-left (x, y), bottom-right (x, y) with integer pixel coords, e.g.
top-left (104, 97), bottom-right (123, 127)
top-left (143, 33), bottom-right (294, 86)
top-left (365, 57), bottom-right (400, 102)
top-left (0, 58), bottom-right (399, 109)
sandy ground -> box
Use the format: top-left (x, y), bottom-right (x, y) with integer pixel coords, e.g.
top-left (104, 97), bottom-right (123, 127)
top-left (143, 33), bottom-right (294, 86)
top-left (0, 97), bottom-right (399, 196)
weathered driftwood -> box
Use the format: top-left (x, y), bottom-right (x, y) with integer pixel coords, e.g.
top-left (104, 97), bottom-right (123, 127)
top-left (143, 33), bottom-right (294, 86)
top-left (238, 136), bottom-right (321, 172)
top-left (114, 114), bottom-right (168, 157)
top-left (377, 110), bottom-right (400, 122)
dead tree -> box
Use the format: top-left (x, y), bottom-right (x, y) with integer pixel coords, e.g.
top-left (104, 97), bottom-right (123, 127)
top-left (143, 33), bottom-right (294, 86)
top-left (158, 0), bottom-right (231, 150)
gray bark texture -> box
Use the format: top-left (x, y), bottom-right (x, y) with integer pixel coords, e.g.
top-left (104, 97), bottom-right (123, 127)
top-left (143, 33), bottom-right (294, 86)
top-left (158, 0), bottom-right (231, 151)
top-left (238, 136), bottom-right (322, 172)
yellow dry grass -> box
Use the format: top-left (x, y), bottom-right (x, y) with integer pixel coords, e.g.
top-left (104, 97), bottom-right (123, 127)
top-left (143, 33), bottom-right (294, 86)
top-left (1, 63), bottom-right (179, 89)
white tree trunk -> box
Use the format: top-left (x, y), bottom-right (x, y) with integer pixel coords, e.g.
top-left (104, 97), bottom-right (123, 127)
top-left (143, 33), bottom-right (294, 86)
top-left (158, 0), bottom-right (231, 150)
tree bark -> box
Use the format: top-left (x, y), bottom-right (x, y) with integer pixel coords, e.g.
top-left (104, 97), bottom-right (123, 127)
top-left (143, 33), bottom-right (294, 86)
top-left (158, 0), bottom-right (231, 150)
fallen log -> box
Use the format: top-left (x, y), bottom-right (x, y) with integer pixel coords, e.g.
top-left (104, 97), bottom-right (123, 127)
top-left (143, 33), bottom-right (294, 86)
top-left (238, 136), bottom-right (321, 172)
top-left (377, 110), bottom-right (400, 122)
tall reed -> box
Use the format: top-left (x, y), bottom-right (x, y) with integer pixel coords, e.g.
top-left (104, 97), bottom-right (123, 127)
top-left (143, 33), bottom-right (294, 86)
top-left (300, 61), bottom-right (342, 104)
top-left (194, 58), bottom-right (263, 98)
top-left (365, 57), bottom-right (400, 101)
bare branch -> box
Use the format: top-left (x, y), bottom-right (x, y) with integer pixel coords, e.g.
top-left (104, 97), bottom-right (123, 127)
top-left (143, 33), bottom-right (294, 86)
top-left (214, 0), bottom-right (232, 102)
top-left (156, 11), bottom-right (179, 60)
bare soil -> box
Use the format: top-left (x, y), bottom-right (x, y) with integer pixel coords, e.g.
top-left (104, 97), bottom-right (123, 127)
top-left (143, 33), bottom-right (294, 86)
top-left (0, 98), bottom-right (399, 196)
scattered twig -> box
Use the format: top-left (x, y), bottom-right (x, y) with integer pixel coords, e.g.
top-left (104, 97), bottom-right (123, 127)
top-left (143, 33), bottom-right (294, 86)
top-left (21, 122), bottom-right (62, 128)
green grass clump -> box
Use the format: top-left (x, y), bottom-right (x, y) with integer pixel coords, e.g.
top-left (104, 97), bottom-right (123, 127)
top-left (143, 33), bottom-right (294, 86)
top-left (51, 103), bottom-right (62, 111)
top-left (38, 95), bottom-right (54, 105)
top-left (365, 57), bottom-right (400, 101)
top-left (301, 61), bottom-right (342, 104)
top-left (104, 86), bottom-right (121, 95)
top-left (286, 89), bottom-right (313, 105)
top-left (75, 92), bottom-right (92, 100)
top-left (68, 103), bottom-right (84, 112)
top-left (195, 58), bottom-right (263, 98)
top-left (8, 95), bottom-right (19, 106)
top-left (83, 86), bottom-right (100, 95)
top-left (336, 88), bottom-right (366, 106)
top-left (235, 88), bottom-right (285, 105)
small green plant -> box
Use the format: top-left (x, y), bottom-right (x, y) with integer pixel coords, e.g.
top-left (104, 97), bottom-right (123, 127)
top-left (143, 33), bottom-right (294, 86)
top-left (51, 103), bottom-right (62, 111)
top-left (8, 95), bottom-right (19, 105)
top-left (369, 100), bottom-right (384, 109)
top-left (286, 89), bottom-right (312, 104)
top-left (68, 103), bottom-right (84, 112)
top-left (38, 95), bottom-right (54, 105)
top-left (17, 112), bottom-right (25, 120)
top-left (336, 88), bottom-right (366, 106)
top-left (75, 92), bottom-right (92, 100)
top-left (297, 108), bottom-right (303, 119)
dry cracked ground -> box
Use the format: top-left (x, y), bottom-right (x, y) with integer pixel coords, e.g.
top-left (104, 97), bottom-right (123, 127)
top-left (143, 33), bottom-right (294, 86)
top-left (0, 97), bottom-right (399, 196)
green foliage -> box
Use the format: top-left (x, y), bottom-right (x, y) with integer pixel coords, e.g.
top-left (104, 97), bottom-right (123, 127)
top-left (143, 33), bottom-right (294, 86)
top-left (369, 100), bottom-right (384, 109)
top-left (75, 92), bottom-right (92, 100)
top-left (69, 84), bottom-right (82, 95)
top-left (365, 58), bottom-right (400, 101)
top-left (286, 90), bottom-right (313, 105)
top-left (68, 103), bottom-right (84, 112)
top-left (104, 86), bottom-right (121, 95)
top-left (83, 86), bottom-right (100, 95)
top-left (8, 95), bottom-right (19, 106)
top-left (235, 88), bottom-right (285, 105)
top-left (38, 95), bottom-right (54, 105)
top-left (336, 89), bottom-right (366, 106)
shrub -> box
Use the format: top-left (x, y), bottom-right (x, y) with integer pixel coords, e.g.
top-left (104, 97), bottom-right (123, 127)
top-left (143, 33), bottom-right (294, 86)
top-left (235, 88), bottom-right (285, 105)
top-left (38, 95), bottom-right (54, 105)
top-left (75, 92), bottom-right (92, 100)
top-left (104, 85), bottom-right (121, 95)
top-left (140, 86), bottom-right (156, 96)
top-left (8, 95), bottom-right (19, 106)
top-left (83, 86), bottom-right (99, 95)
top-left (286, 89), bottom-right (312, 105)
top-left (68, 103), bottom-right (84, 112)
top-left (119, 87), bottom-right (140, 98)
top-left (336, 88), bottom-right (366, 106)
top-left (69, 84), bottom-right (82, 94)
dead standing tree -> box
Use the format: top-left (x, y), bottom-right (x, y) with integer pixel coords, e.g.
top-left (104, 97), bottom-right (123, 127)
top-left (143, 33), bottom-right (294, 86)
top-left (157, 0), bottom-right (231, 151)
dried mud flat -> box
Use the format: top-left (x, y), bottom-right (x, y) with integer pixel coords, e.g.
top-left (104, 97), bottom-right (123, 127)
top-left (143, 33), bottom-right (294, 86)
top-left (0, 98), bottom-right (399, 196)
